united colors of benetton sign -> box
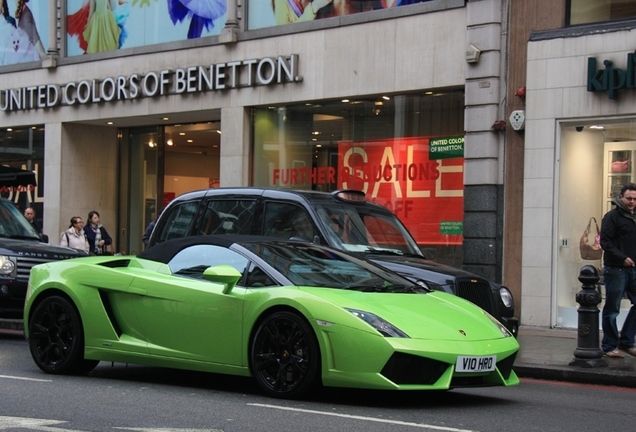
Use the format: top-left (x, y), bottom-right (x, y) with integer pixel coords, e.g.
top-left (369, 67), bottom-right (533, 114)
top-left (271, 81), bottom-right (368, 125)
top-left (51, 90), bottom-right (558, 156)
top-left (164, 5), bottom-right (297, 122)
top-left (1, 55), bottom-right (301, 112)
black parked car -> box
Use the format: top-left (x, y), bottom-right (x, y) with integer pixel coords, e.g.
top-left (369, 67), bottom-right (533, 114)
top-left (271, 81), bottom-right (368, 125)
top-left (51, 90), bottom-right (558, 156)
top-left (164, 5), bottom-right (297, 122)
top-left (148, 188), bottom-right (518, 336)
top-left (0, 197), bottom-right (87, 325)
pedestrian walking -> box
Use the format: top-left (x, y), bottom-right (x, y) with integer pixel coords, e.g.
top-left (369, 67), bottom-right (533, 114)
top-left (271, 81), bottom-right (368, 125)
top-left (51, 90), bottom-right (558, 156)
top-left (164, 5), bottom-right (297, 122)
top-left (600, 183), bottom-right (636, 358)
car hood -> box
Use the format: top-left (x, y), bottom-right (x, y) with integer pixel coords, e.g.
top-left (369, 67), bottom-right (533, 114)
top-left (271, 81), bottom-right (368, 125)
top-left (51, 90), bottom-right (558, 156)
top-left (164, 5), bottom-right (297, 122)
top-left (0, 238), bottom-right (87, 258)
top-left (300, 287), bottom-right (507, 341)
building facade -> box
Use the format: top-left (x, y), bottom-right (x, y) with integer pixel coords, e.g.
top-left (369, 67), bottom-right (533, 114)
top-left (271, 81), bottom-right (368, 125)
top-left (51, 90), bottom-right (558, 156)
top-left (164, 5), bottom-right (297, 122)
top-left (514, 0), bottom-right (636, 327)
top-left (1, 1), bottom-right (511, 310)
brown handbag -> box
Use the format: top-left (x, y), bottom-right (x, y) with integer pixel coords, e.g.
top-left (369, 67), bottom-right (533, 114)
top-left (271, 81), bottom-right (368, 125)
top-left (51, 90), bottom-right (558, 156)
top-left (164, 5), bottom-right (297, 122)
top-left (580, 217), bottom-right (602, 260)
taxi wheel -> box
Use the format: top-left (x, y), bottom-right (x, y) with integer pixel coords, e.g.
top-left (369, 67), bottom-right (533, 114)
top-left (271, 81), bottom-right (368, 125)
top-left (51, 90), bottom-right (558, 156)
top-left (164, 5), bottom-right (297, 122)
top-left (28, 296), bottom-right (99, 375)
top-left (250, 311), bottom-right (320, 399)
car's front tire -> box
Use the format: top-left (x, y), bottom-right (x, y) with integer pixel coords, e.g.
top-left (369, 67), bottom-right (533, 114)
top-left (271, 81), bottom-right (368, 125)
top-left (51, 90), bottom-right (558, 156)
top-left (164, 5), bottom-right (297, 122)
top-left (28, 295), bottom-right (99, 375)
top-left (250, 311), bottom-right (320, 399)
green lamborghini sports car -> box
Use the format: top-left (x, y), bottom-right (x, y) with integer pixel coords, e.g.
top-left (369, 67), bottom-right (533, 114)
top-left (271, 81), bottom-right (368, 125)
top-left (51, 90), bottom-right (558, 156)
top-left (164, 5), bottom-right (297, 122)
top-left (24, 235), bottom-right (520, 399)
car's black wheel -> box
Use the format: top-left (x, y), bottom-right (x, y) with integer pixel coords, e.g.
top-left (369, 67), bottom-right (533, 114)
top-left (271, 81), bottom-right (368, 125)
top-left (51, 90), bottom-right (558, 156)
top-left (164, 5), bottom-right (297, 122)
top-left (28, 296), bottom-right (99, 375)
top-left (250, 311), bottom-right (320, 399)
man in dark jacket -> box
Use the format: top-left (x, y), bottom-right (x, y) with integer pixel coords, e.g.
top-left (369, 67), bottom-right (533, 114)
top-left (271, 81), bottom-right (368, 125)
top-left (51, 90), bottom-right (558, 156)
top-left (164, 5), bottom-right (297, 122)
top-left (24, 206), bottom-right (41, 234)
top-left (600, 183), bottom-right (636, 358)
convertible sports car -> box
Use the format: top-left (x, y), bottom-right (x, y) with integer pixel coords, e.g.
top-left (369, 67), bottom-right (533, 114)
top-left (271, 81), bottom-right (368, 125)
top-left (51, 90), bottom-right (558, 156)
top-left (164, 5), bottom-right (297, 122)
top-left (24, 235), bottom-right (520, 399)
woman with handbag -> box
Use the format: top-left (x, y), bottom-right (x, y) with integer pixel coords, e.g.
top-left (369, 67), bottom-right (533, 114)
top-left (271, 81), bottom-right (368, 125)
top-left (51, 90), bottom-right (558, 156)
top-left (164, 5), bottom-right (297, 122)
top-left (84, 210), bottom-right (113, 255)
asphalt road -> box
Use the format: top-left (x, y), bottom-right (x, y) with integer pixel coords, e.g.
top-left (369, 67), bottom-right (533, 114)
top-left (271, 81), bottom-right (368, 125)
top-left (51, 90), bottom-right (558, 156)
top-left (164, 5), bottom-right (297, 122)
top-left (1, 330), bottom-right (635, 432)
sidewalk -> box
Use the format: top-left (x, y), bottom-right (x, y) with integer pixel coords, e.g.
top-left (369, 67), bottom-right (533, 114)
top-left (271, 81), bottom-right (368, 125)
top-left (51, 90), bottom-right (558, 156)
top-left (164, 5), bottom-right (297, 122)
top-left (514, 326), bottom-right (636, 388)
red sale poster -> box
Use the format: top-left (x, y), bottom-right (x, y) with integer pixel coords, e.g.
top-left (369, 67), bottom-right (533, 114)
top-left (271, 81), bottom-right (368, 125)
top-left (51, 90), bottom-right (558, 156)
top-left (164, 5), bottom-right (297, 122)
top-left (337, 137), bottom-right (464, 245)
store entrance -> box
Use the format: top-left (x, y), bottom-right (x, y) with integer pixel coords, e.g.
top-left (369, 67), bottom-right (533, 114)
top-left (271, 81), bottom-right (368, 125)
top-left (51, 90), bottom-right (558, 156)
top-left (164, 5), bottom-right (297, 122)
top-left (119, 122), bottom-right (221, 255)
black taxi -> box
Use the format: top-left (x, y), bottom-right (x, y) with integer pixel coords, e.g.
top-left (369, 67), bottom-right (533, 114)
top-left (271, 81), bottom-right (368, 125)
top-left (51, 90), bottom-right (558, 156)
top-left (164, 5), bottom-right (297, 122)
top-left (148, 188), bottom-right (518, 336)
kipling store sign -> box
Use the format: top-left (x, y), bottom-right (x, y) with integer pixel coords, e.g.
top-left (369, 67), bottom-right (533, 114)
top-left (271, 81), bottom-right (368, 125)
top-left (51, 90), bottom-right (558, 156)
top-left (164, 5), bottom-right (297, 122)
top-left (0, 55), bottom-right (301, 112)
top-left (587, 50), bottom-right (636, 99)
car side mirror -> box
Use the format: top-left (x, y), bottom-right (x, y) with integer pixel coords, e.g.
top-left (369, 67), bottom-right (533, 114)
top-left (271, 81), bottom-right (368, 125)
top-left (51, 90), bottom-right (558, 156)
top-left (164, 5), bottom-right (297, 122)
top-left (40, 233), bottom-right (49, 243)
top-left (203, 265), bottom-right (243, 294)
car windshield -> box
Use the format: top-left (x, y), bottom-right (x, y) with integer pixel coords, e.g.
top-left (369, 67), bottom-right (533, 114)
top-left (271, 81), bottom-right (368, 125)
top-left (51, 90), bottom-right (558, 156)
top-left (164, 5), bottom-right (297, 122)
top-left (314, 204), bottom-right (423, 256)
top-left (241, 242), bottom-right (424, 292)
top-left (0, 199), bottom-right (40, 240)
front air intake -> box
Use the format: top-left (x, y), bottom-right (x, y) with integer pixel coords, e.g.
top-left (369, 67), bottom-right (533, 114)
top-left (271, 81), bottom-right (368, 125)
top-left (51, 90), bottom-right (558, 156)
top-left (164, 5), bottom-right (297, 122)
top-left (381, 352), bottom-right (449, 385)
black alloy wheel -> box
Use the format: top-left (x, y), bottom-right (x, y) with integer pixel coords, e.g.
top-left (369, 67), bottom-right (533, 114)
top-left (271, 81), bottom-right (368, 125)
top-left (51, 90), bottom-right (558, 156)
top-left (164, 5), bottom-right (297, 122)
top-left (28, 296), bottom-right (99, 375)
top-left (250, 311), bottom-right (320, 399)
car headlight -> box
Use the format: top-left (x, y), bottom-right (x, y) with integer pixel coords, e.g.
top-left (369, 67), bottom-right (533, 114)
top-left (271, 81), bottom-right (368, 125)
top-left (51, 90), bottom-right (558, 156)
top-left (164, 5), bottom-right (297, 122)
top-left (499, 286), bottom-right (514, 309)
top-left (0, 256), bottom-right (15, 275)
top-left (483, 310), bottom-right (512, 338)
top-left (345, 308), bottom-right (409, 338)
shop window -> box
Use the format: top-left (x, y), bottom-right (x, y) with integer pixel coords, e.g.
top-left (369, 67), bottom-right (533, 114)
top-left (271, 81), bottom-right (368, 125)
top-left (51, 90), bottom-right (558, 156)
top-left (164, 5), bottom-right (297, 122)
top-left (251, 91), bottom-right (465, 259)
top-left (65, 0), bottom-right (227, 56)
top-left (568, 0), bottom-right (636, 25)
top-left (0, 2), bottom-right (48, 66)
top-left (248, 0), bottom-right (437, 30)
top-left (557, 119), bottom-right (636, 328)
top-left (0, 125), bottom-right (45, 217)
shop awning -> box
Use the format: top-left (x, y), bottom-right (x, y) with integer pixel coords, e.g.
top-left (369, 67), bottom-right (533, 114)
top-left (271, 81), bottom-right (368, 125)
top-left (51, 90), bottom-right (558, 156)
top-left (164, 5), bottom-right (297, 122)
top-left (0, 165), bottom-right (37, 189)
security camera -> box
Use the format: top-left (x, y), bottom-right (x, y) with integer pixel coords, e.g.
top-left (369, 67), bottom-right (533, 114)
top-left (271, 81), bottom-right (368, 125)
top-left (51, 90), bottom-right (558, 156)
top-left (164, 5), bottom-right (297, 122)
top-left (575, 126), bottom-right (583, 132)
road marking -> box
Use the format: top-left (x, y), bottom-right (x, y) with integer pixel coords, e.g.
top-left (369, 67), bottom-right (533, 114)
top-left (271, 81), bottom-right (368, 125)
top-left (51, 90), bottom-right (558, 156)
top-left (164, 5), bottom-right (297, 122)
top-left (0, 416), bottom-right (87, 431)
top-left (0, 418), bottom-right (220, 432)
top-left (115, 429), bottom-right (222, 431)
top-left (0, 374), bottom-right (51, 382)
top-left (248, 403), bottom-right (477, 431)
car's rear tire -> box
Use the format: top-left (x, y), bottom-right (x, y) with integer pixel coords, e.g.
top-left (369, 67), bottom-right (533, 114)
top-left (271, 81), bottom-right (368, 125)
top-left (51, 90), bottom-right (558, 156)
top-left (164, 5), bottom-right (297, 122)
top-left (28, 296), bottom-right (99, 375)
top-left (250, 311), bottom-right (320, 399)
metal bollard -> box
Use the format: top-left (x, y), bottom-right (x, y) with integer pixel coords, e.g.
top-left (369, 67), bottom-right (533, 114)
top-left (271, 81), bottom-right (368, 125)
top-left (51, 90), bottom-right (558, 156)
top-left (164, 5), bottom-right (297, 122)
top-left (569, 265), bottom-right (608, 368)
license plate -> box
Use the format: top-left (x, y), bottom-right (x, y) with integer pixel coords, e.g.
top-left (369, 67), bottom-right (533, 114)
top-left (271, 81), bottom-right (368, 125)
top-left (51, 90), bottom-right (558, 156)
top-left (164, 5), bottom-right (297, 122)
top-left (455, 355), bottom-right (497, 372)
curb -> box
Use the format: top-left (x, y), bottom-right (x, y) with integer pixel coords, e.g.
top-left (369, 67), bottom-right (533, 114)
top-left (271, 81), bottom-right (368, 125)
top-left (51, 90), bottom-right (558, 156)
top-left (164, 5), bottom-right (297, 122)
top-left (514, 363), bottom-right (636, 388)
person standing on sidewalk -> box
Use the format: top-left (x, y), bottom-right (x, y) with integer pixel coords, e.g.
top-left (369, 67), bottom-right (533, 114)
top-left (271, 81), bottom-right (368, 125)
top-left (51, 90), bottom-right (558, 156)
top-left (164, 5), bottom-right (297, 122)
top-left (600, 183), bottom-right (636, 358)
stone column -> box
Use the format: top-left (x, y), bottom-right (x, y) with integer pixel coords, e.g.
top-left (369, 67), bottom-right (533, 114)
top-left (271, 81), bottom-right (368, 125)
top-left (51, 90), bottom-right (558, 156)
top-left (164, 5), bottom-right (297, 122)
top-left (463, 0), bottom-right (506, 282)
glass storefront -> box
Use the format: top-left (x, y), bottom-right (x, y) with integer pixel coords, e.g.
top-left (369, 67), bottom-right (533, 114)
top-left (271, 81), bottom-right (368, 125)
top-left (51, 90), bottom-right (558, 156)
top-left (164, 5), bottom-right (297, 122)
top-left (557, 118), bottom-right (636, 327)
top-left (119, 121), bottom-right (220, 255)
top-left (252, 90), bottom-right (465, 260)
top-left (0, 124), bottom-right (44, 221)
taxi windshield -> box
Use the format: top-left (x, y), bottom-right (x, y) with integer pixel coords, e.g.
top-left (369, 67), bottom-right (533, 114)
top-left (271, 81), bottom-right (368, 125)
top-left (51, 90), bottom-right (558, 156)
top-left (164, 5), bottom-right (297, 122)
top-left (314, 204), bottom-right (423, 256)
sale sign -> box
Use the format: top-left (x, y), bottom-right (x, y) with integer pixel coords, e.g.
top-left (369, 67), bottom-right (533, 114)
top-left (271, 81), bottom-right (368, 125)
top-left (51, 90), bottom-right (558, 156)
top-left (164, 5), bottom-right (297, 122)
top-left (337, 136), bottom-right (464, 245)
